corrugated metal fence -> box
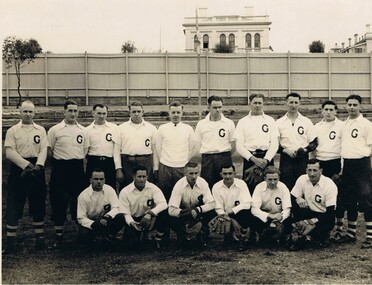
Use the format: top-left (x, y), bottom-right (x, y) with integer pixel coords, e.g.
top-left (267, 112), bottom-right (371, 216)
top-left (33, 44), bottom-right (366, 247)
top-left (2, 52), bottom-right (372, 106)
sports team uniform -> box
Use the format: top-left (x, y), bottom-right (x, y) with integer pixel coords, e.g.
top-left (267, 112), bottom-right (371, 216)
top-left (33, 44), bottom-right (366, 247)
top-left (339, 114), bottom-right (372, 243)
top-left (84, 121), bottom-right (118, 189)
top-left (168, 176), bottom-right (215, 242)
top-left (212, 178), bottom-right (253, 232)
top-left (195, 113), bottom-right (235, 189)
top-left (291, 174), bottom-right (337, 242)
top-left (314, 118), bottom-right (343, 178)
top-left (156, 121), bottom-right (195, 200)
top-left (277, 112), bottom-right (317, 190)
top-left (48, 120), bottom-right (86, 236)
top-left (4, 121), bottom-right (48, 244)
top-left (119, 181), bottom-right (168, 242)
top-left (251, 181), bottom-right (292, 237)
top-left (77, 184), bottom-right (124, 244)
top-left (234, 112), bottom-right (279, 192)
top-left (114, 118), bottom-right (158, 189)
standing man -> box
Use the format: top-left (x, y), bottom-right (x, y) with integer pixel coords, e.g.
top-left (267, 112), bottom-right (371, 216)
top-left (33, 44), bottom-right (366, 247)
top-left (314, 100), bottom-right (344, 242)
top-left (338, 94), bottom-right (372, 248)
top-left (251, 166), bottom-right (292, 246)
top-left (290, 159), bottom-right (337, 250)
top-left (168, 161), bottom-right (215, 248)
top-left (276, 93), bottom-right (317, 190)
top-left (119, 166), bottom-right (168, 249)
top-left (211, 164), bottom-right (252, 249)
top-left (3, 100), bottom-right (48, 254)
top-left (48, 100), bottom-right (86, 249)
top-left (77, 169), bottom-right (124, 248)
top-left (84, 104), bottom-right (117, 189)
top-left (156, 101), bottom-right (195, 201)
top-left (234, 94), bottom-right (279, 193)
top-left (114, 101), bottom-right (158, 190)
top-left (195, 96), bottom-right (236, 189)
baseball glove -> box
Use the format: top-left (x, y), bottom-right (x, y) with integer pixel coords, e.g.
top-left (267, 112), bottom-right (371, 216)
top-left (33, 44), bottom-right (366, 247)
top-left (293, 220), bottom-right (316, 236)
top-left (261, 220), bottom-right (285, 241)
top-left (244, 166), bottom-right (264, 187)
top-left (230, 218), bottom-right (242, 241)
top-left (140, 214), bottom-right (157, 231)
top-left (208, 214), bottom-right (231, 235)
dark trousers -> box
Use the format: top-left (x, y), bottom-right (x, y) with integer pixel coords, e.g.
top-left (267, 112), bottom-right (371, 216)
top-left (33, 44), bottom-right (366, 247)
top-left (339, 157), bottom-right (372, 215)
top-left (229, 209), bottom-right (253, 229)
top-left (119, 154), bottom-right (153, 190)
top-left (201, 151), bottom-right (232, 190)
top-left (77, 213), bottom-right (125, 245)
top-left (158, 163), bottom-right (184, 201)
top-left (279, 153), bottom-right (308, 190)
top-left (6, 158), bottom-right (46, 226)
top-left (85, 155), bottom-right (116, 189)
top-left (251, 215), bottom-right (292, 236)
top-left (292, 207), bottom-right (334, 242)
top-left (169, 211), bottom-right (215, 238)
top-left (49, 159), bottom-right (85, 225)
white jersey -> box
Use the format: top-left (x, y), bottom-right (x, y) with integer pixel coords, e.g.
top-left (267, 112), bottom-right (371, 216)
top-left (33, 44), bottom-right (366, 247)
top-left (4, 121), bottom-right (49, 168)
top-left (340, 114), bottom-right (372, 159)
top-left (156, 122), bottom-right (195, 167)
top-left (211, 178), bottom-right (251, 215)
top-left (291, 174), bottom-right (338, 213)
top-left (234, 112), bottom-right (279, 161)
top-left (195, 113), bottom-right (235, 154)
top-left (48, 120), bottom-right (86, 160)
top-left (77, 184), bottom-right (120, 229)
top-left (276, 112), bottom-right (316, 150)
top-left (251, 181), bottom-right (291, 222)
top-left (168, 176), bottom-right (215, 217)
top-left (119, 181), bottom-right (167, 225)
top-left (84, 121), bottom-right (118, 157)
top-left (314, 118), bottom-right (343, 161)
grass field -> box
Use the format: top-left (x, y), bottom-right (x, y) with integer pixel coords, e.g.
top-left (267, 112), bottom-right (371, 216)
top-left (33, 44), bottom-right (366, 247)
top-left (2, 154), bottom-right (372, 284)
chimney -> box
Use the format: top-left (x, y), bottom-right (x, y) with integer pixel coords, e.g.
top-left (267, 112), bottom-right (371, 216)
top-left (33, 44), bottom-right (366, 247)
top-left (342, 42), bottom-right (345, 49)
top-left (354, 34), bottom-right (358, 44)
top-left (367, 24), bottom-right (371, 33)
top-left (348, 38), bottom-right (351, 47)
top-left (198, 7), bottom-right (207, 18)
top-left (245, 6), bottom-right (254, 16)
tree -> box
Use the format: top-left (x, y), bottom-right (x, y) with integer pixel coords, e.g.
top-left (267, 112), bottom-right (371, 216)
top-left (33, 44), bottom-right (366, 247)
top-left (309, 40), bottom-right (325, 53)
top-left (121, 41), bottom-right (137, 53)
top-left (2, 36), bottom-right (42, 107)
top-left (212, 43), bottom-right (234, 53)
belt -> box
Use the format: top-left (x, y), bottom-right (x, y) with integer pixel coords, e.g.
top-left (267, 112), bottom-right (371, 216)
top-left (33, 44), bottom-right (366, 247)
top-left (251, 149), bottom-right (267, 157)
top-left (88, 155), bottom-right (113, 161)
top-left (122, 154), bottom-right (151, 161)
top-left (202, 151), bottom-right (231, 157)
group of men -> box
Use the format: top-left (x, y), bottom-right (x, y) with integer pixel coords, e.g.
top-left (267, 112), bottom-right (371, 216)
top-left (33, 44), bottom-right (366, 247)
top-left (3, 92), bottom-right (372, 254)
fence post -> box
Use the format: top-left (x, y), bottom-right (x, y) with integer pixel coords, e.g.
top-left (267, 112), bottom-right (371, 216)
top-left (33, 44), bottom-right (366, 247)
top-left (85, 51), bottom-right (89, 106)
top-left (44, 52), bottom-right (49, 106)
top-left (246, 52), bottom-right (250, 105)
top-left (165, 52), bottom-right (169, 105)
top-left (287, 51), bottom-right (291, 94)
top-left (126, 52), bottom-right (129, 106)
top-left (370, 52), bottom-right (372, 104)
top-left (328, 52), bottom-right (332, 100)
top-left (206, 50), bottom-right (209, 100)
top-left (6, 67), bottom-right (9, 106)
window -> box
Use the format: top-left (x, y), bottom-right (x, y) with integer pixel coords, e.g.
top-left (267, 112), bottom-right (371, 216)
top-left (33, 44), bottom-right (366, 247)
top-left (245, 34), bottom-right (252, 48)
top-left (254, 33), bottom-right (261, 48)
top-left (355, 48), bottom-right (363, 53)
top-left (203, 34), bottom-right (209, 49)
top-left (229, 34), bottom-right (235, 47)
top-left (220, 34), bottom-right (226, 45)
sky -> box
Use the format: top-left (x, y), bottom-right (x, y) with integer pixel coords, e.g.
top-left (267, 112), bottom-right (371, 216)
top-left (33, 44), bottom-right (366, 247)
top-left (0, 0), bottom-right (372, 54)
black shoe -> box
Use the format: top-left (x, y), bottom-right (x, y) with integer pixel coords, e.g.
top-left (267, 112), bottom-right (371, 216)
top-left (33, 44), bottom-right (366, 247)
top-left (330, 232), bottom-right (344, 243)
top-left (361, 239), bottom-right (372, 249)
top-left (196, 233), bottom-right (208, 249)
top-left (289, 236), bottom-right (309, 251)
top-left (337, 234), bottom-right (356, 244)
top-left (51, 236), bottom-right (63, 250)
top-left (35, 237), bottom-right (46, 251)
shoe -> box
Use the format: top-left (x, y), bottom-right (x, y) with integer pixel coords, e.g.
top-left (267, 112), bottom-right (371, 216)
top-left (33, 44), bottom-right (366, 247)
top-left (35, 237), bottom-right (46, 251)
top-left (289, 235), bottom-right (312, 251)
top-left (337, 234), bottom-right (356, 244)
top-left (361, 239), bottom-right (372, 249)
top-left (196, 233), bottom-right (209, 249)
top-left (330, 232), bottom-right (344, 243)
top-left (51, 236), bottom-right (63, 249)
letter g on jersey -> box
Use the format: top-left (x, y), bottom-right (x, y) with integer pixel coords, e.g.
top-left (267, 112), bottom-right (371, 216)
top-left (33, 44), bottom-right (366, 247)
top-left (219, 128), bottom-right (226, 138)
top-left (275, 197), bottom-right (282, 205)
top-left (33, 135), bottom-right (40, 144)
top-left (315, 194), bottom-right (322, 203)
top-left (105, 133), bottom-right (112, 142)
top-left (76, 135), bottom-right (83, 144)
top-left (351, 129), bottom-right (358, 138)
top-left (297, 126), bottom-right (304, 135)
top-left (145, 139), bottom-right (150, 147)
top-left (329, 131), bottom-right (336, 140)
top-left (262, 124), bottom-right (269, 133)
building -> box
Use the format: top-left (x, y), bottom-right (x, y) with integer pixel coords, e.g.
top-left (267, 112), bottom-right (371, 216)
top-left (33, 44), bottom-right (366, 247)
top-left (330, 24), bottom-right (372, 53)
top-left (182, 7), bottom-right (272, 53)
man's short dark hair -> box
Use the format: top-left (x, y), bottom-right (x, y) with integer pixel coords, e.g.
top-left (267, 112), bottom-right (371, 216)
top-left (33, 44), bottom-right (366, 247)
top-left (129, 101), bottom-right (144, 110)
top-left (169, 101), bottom-right (183, 110)
top-left (286, 92), bottom-right (301, 100)
top-left (346, 94), bottom-right (362, 104)
top-left (220, 163), bottom-right (236, 173)
top-left (185, 161), bottom-right (198, 169)
top-left (64, 100), bottom-right (78, 110)
top-left (91, 168), bottom-right (105, 177)
top-left (307, 158), bottom-right (321, 168)
top-left (264, 165), bottom-right (280, 177)
top-left (93, 103), bottom-right (108, 111)
top-left (208, 95), bottom-right (223, 105)
top-left (249, 94), bottom-right (264, 102)
top-left (321, 100), bottom-right (337, 110)
top-left (132, 165), bottom-right (148, 176)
